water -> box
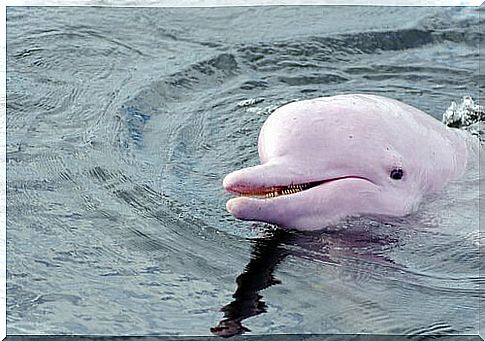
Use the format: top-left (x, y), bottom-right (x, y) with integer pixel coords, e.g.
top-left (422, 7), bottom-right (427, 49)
top-left (6, 5), bottom-right (483, 337)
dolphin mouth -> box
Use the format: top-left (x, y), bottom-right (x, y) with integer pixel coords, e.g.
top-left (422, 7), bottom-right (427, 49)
top-left (226, 176), bottom-right (372, 199)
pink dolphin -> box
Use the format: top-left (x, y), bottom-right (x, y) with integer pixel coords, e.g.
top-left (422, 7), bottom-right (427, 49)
top-left (223, 94), bottom-right (468, 230)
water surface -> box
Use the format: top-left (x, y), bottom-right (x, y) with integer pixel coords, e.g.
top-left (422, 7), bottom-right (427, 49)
top-left (6, 5), bottom-right (482, 336)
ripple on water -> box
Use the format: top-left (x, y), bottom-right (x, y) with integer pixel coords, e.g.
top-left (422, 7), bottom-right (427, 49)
top-left (6, 5), bottom-right (482, 336)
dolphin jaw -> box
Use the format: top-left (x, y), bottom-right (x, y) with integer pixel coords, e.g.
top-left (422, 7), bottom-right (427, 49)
top-left (224, 176), bottom-right (374, 200)
top-left (226, 181), bottom-right (320, 199)
top-left (225, 175), bottom-right (380, 228)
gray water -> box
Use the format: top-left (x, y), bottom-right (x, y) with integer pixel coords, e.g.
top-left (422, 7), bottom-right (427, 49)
top-left (6, 5), bottom-right (483, 337)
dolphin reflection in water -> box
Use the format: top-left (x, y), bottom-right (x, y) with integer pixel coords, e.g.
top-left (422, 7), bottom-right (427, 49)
top-left (211, 223), bottom-right (400, 337)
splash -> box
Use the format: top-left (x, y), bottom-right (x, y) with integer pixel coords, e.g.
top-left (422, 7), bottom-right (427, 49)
top-left (442, 96), bottom-right (484, 141)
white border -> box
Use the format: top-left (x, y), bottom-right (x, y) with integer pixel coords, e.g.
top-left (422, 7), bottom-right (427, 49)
top-left (0, 0), bottom-right (482, 339)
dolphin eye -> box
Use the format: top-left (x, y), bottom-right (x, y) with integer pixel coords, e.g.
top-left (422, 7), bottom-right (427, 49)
top-left (390, 168), bottom-right (403, 180)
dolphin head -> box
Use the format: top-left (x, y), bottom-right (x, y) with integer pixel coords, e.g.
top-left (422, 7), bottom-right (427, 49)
top-left (223, 94), bottom-right (467, 230)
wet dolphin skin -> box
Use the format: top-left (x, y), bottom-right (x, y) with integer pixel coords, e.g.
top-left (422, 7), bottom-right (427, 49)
top-left (223, 94), bottom-right (468, 230)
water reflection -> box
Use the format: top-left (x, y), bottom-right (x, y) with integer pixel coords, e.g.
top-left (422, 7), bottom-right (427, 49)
top-left (212, 223), bottom-right (400, 337)
top-left (211, 229), bottom-right (292, 337)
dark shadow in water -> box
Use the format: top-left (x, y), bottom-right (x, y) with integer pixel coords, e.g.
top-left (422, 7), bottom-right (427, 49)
top-left (211, 223), bottom-right (401, 338)
top-left (210, 228), bottom-right (295, 338)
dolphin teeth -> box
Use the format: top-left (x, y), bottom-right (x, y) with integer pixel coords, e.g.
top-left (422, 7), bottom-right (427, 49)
top-left (249, 180), bottom-right (325, 199)
top-left (265, 191), bottom-right (278, 198)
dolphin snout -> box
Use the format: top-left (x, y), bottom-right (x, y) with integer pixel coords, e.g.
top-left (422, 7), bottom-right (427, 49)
top-left (222, 170), bottom-right (248, 195)
top-left (222, 171), bottom-right (238, 193)
top-left (223, 162), bottom-right (301, 195)
top-left (222, 164), bottom-right (271, 194)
